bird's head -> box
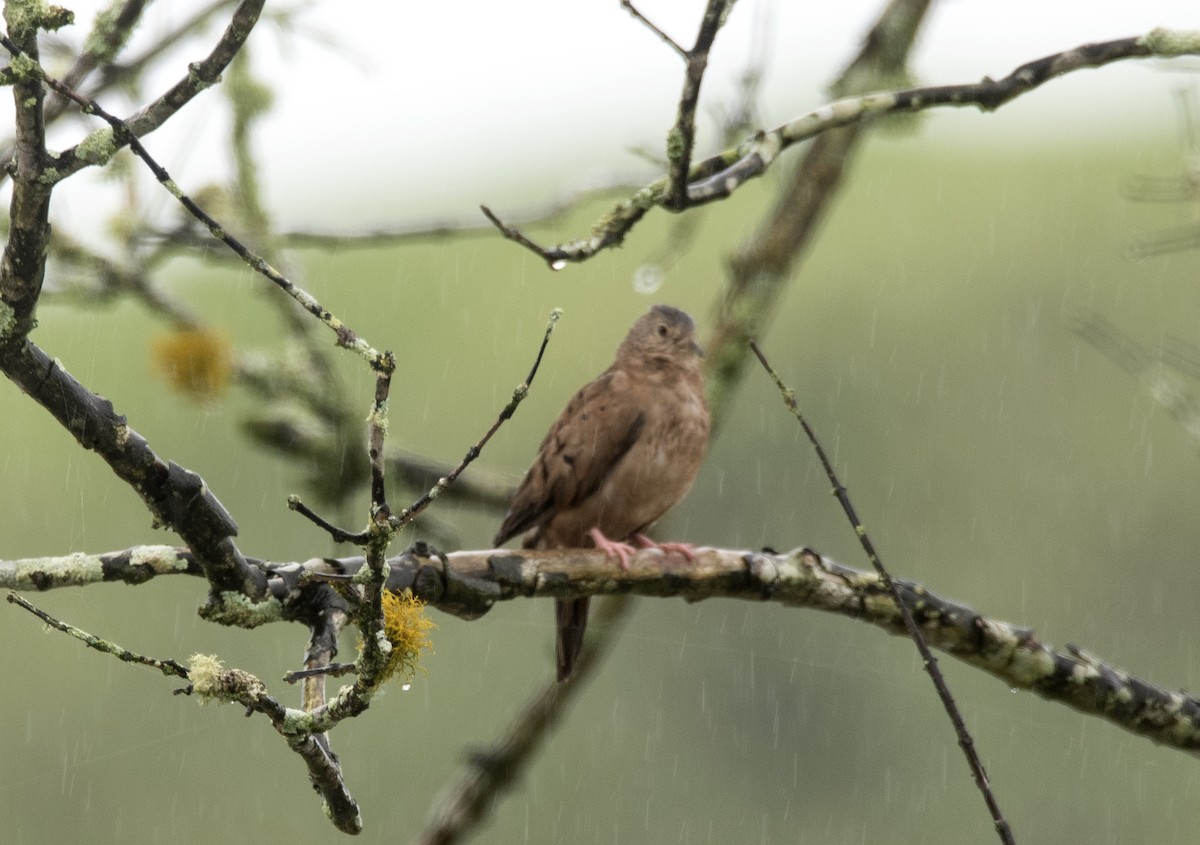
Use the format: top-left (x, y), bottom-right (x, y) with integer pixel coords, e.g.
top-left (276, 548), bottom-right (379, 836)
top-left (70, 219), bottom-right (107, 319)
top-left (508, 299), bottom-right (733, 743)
top-left (618, 304), bottom-right (704, 365)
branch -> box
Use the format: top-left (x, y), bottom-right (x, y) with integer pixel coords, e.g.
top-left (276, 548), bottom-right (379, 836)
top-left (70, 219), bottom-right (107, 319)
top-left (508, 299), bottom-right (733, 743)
top-left (0, 339), bottom-right (264, 600)
top-left (704, 0), bottom-right (931, 422)
top-left (1, 0), bottom-right (54, 338)
top-left (620, 1), bottom-right (687, 58)
top-left (7, 544), bottom-right (1200, 757)
top-left (0, 38), bottom-right (389, 368)
top-left (482, 28), bottom-right (1200, 268)
top-left (7, 591), bottom-right (191, 679)
top-left (50, 0), bottom-right (267, 181)
top-left (188, 652), bottom-right (362, 834)
top-left (0, 545), bottom-right (203, 590)
top-left (415, 596), bottom-right (634, 845)
top-left (751, 340), bottom-right (1013, 843)
top-left (624, 0), bottom-right (734, 209)
top-left (6, 591), bottom-right (362, 834)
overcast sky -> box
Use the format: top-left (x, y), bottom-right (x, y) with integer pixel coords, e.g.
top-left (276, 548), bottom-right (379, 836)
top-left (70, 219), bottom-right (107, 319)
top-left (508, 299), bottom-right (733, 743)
top-left (10, 1), bottom-right (1200, 233)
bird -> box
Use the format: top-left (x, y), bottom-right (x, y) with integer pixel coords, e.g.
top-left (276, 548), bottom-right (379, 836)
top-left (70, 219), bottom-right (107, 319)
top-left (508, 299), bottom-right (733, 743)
top-left (494, 304), bottom-right (710, 682)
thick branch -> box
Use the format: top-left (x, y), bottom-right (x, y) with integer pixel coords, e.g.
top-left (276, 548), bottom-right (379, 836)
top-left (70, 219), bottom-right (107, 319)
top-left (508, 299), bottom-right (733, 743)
top-left (7, 544), bottom-right (1200, 757)
top-left (0, 340), bottom-right (264, 599)
top-left (1, 0), bottom-right (52, 337)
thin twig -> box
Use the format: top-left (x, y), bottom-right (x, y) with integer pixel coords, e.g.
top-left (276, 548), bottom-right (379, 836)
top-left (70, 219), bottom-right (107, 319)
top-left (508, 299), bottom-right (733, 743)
top-left (284, 663), bottom-right (357, 684)
top-left (7, 591), bottom-right (191, 680)
top-left (749, 340), bottom-right (1016, 845)
top-left (621, 0), bottom-right (687, 58)
top-left (478, 204), bottom-right (578, 268)
top-left (288, 496), bottom-right (369, 545)
top-left (7, 591), bottom-right (362, 833)
top-left (391, 308), bottom-right (563, 528)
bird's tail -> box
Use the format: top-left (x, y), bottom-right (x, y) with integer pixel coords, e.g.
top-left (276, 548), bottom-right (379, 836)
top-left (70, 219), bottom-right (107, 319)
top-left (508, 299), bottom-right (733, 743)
top-left (555, 596), bottom-right (590, 682)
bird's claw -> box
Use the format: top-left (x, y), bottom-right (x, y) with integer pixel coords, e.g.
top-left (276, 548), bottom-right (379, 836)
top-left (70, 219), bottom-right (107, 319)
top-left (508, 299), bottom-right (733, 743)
top-left (588, 527), bottom-right (638, 571)
top-left (632, 533), bottom-right (699, 562)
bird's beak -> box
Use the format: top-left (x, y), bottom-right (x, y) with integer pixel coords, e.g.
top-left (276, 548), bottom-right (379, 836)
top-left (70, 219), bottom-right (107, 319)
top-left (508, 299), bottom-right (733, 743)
top-left (692, 340), bottom-right (705, 358)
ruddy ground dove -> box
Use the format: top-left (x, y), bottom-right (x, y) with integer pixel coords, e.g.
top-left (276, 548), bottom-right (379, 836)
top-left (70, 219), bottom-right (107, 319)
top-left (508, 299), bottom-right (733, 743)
top-left (494, 304), bottom-right (710, 681)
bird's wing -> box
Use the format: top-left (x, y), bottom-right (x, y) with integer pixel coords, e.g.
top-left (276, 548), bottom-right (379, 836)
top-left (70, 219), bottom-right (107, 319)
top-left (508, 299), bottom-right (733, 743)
top-left (494, 368), bottom-right (645, 545)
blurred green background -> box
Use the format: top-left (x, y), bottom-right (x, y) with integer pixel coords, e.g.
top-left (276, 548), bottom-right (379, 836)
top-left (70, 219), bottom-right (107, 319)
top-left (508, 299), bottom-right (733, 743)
top-left (4, 86), bottom-right (1200, 845)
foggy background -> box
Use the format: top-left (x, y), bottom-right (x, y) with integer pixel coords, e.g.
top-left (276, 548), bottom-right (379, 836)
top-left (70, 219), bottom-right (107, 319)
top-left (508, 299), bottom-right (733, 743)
top-left (3, 2), bottom-right (1199, 843)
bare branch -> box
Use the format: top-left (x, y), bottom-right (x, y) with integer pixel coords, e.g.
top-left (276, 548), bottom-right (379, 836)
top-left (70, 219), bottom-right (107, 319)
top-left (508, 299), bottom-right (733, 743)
top-left (0, 38), bottom-right (389, 368)
top-left (484, 28), bottom-right (1200, 267)
top-left (50, 0), bottom-right (267, 181)
top-left (621, 0), bottom-right (687, 58)
top-left (288, 496), bottom-right (370, 545)
top-left (7, 591), bottom-right (191, 679)
top-left (751, 340), bottom-right (1014, 844)
top-left (415, 596), bottom-right (634, 845)
top-left (8, 544), bottom-right (1200, 758)
top-left (0, 338), bottom-right (264, 600)
top-left (664, 0), bottom-right (734, 209)
top-left (1, 2), bottom-right (53, 338)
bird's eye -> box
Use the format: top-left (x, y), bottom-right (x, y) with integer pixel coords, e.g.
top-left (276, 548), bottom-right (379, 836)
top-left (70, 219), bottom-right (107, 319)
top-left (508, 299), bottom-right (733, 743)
top-left (656, 324), bottom-right (669, 337)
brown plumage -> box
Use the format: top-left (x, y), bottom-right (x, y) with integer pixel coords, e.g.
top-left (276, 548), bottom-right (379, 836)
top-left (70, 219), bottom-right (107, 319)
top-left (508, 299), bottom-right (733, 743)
top-left (494, 305), bottom-right (710, 681)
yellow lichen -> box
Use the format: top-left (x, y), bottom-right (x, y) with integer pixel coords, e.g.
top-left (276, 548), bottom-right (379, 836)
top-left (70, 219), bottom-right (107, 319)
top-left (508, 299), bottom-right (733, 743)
top-left (152, 329), bottom-right (233, 400)
top-left (365, 589), bottom-right (436, 685)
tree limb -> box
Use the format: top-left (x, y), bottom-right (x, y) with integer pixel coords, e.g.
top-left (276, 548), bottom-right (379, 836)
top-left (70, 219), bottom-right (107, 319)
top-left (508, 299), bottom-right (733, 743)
top-left (482, 28), bottom-right (1200, 268)
top-left (6, 543), bottom-right (1200, 758)
top-left (0, 340), bottom-right (265, 600)
top-left (48, 0), bottom-right (267, 182)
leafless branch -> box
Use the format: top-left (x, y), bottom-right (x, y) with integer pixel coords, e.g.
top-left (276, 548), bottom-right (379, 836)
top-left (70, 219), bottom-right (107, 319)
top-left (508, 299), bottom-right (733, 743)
top-left (8, 544), bottom-right (1200, 758)
top-left (6, 592), bottom-right (363, 833)
top-left (49, 0), bottom-right (267, 181)
top-left (624, 0), bottom-right (735, 208)
top-left (1070, 313), bottom-right (1200, 444)
top-left (621, 0), bottom-right (687, 58)
top-left (751, 340), bottom-right (1014, 844)
top-left (483, 28), bottom-right (1200, 268)
top-left (415, 596), bottom-right (634, 845)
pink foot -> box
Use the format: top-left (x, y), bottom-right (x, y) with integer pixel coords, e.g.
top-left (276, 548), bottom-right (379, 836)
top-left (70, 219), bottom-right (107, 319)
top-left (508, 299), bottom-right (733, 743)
top-left (588, 527), bottom-right (638, 571)
top-left (631, 533), bottom-right (699, 562)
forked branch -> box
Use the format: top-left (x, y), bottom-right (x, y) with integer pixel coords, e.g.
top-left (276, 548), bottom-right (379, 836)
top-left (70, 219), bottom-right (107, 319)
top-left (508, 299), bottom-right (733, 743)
top-left (482, 28), bottom-right (1200, 268)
